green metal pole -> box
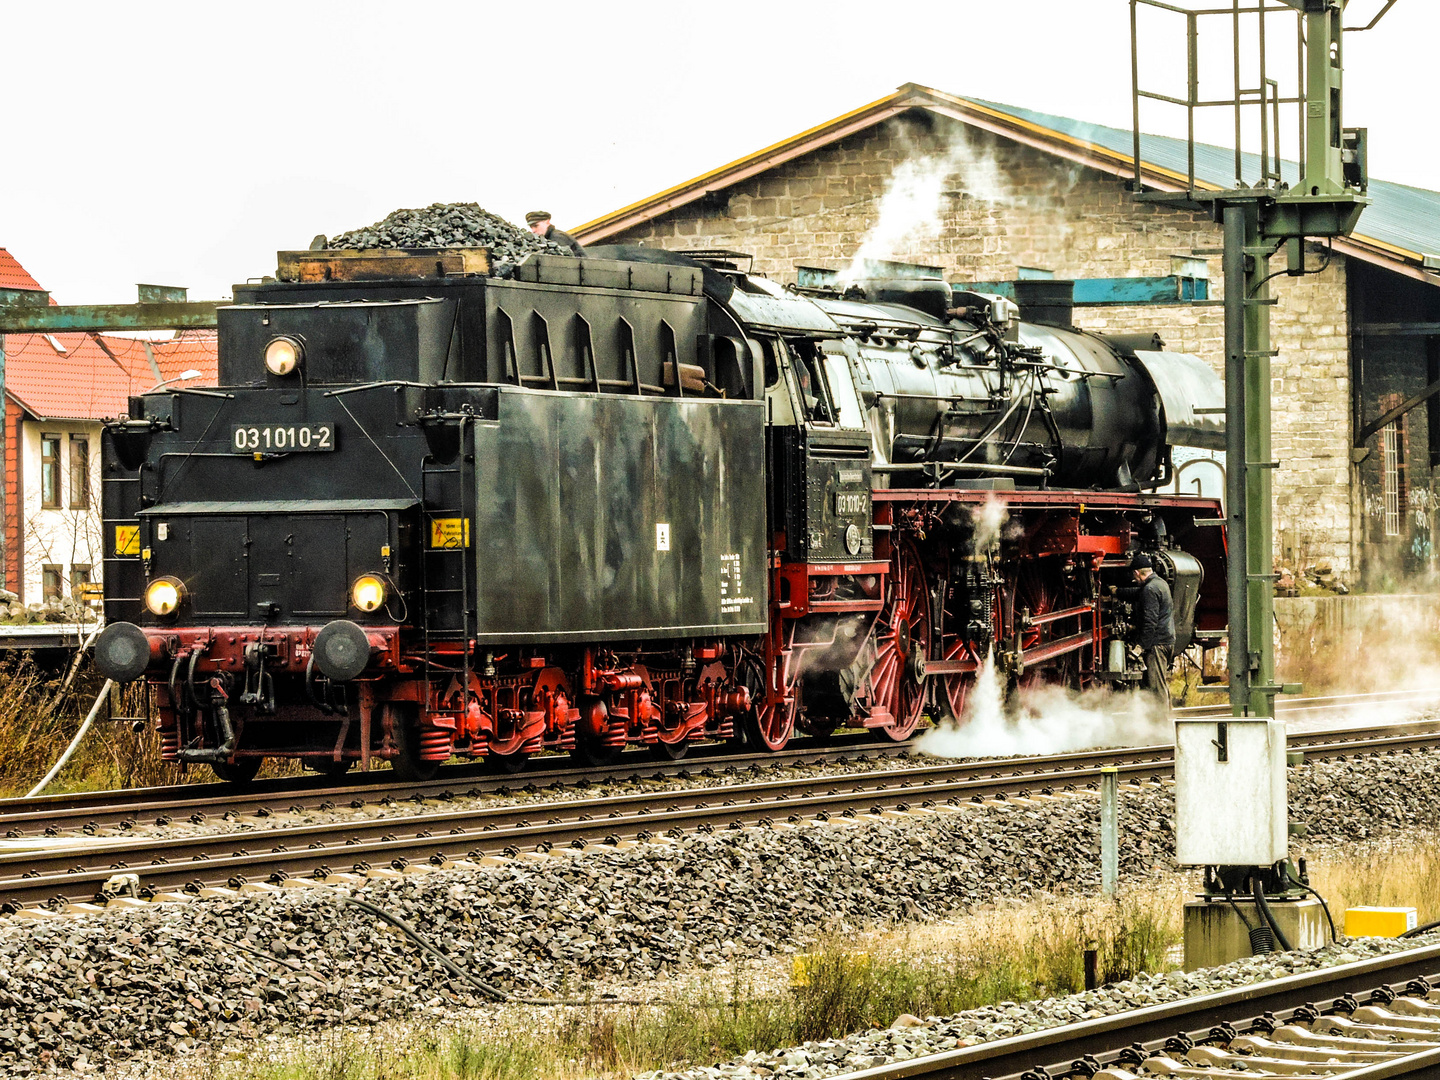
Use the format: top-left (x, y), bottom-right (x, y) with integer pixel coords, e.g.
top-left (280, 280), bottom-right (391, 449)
top-left (1245, 209), bottom-right (1276, 721)
top-left (1301, 5), bottom-right (1345, 197)
top-left (1222, 207), bottom-right (1250, 712)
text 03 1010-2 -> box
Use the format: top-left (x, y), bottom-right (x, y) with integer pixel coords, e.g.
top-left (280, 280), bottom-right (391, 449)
top-left (230, 423), bottom-right (335, 453)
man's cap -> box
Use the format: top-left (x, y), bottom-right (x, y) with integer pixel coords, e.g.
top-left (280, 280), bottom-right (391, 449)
top-left (525, 211), bottom-right (551, 224)
top-left (1130, 553), bottom-right (1153, 571)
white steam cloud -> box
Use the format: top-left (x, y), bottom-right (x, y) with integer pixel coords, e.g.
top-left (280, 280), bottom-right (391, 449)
top-left (917, 654), bottom-right (1170, 759)
top-left (839, 126), bottom-right (1009, 286)
top-left (971, 494), bottom-right (1009, 552)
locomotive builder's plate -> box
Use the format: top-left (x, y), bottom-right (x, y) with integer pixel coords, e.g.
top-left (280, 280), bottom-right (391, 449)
top-left (230, 423), bottom-right (335, 453)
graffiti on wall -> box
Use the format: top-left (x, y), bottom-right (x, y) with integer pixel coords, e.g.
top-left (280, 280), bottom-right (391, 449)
top-left (1410, 486), bottom-right (1435, 562)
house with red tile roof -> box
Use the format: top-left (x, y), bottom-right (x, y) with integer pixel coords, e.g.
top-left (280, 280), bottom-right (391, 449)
top-left (0, 248), bottom-right (218, 603)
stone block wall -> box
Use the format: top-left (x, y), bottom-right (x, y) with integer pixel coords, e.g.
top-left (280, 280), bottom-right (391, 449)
top-left (605, 110), bottom-right (1355, 576)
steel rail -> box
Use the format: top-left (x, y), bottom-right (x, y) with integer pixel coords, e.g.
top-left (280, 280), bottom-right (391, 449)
top-left (0, 752), bottom-right (1179, 884)
top-left (0, 690), bottom-right (1431, 830)
top-left (824, 944), bottom-right (1440, 1080)
top-left (2, 720), bottom-right (1428, 846)
top-left (0, 735), bottom-right (911, 828)
top-left (1, 723), bottom-right (1437, 911)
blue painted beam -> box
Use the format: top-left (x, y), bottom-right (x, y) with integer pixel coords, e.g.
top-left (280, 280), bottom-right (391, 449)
top-left (955, 275), bottom-right (1209, 305)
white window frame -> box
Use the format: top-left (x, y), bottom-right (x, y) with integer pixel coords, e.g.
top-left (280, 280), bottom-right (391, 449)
top-left (1382, 420), bottom-right (1401, 537)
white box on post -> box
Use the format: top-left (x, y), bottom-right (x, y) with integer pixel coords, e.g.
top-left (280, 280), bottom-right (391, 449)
top-left (1174, 718), bottom-right (1287, 866)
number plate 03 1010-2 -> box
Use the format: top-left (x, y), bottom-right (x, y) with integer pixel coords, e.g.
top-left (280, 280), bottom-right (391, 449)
top-left (230, 423), bottom-right (335, 453)
top-left (834, 491), bottom-right (869, 516)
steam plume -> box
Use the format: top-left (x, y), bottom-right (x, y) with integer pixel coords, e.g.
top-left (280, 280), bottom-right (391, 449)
top-left (917, 654), bottom-right (1170, 759)
top-left (839, 126), bottom-right (1008, 286)
top-left (971, 494), bottom-right (1008, 552)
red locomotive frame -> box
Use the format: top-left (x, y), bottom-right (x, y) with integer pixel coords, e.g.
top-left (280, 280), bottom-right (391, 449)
top-left (143, 486), bottom-right (1224, 776)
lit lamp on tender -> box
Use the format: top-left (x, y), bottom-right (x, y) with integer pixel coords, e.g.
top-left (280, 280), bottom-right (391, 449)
top-left (351, 574), bottom-right (386, 613)
top-left (144, 577), bottom-right (183, 617)
top-left (265, 337), bottom-right (302, 376)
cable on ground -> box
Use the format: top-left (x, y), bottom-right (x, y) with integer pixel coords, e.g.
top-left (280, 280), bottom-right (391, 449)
top-left (338, 894), bottom-right (670, 1007)
top-left (27, 676), bottom-right (115, 798)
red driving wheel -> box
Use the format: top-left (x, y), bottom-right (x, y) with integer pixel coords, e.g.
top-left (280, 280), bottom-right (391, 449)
top-left (871, 541), bottom-right (930, 741)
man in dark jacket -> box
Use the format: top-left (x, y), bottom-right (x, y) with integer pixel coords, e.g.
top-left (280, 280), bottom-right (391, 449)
top-left (1116, 553), bottom-right (1175, 710)
top-left (525, 211), bottom-right (584, 256)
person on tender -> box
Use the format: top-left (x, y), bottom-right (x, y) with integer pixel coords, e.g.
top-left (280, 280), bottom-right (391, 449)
top-left (1115, 553), bottom-right (1175, 710)
top-left (525, 211), bottom-right (584, 256)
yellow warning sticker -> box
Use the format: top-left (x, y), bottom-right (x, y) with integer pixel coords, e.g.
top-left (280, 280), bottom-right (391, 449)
top-left (115, 525), bottom-right (140, 557)
top-left (429, 518), bottom-right (470, 548)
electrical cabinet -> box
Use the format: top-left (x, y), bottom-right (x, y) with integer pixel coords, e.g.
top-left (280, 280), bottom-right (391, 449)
top-left (1175, 718), bottom-right (1287, 866)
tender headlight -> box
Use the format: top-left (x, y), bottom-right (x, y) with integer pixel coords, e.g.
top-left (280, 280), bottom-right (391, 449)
top-left (144, 577), bottom-right (183, 617)
top-left (351, 574), bottom-right (387, 613)
top-left (264, 336), bottom-right (303, 376)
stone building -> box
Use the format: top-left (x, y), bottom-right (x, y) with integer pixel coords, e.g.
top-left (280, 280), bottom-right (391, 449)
top-left (574, 84), bottom-right (1440, 588)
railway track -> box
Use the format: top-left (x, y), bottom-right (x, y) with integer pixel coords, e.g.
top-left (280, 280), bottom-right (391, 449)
top-left (0, 717), bottom-right (1436, 913)
top-left (0, 734), bottom-right (910, 833)
top-left (829, 942), bottom-right (1440, 1080)
top-left (0, 687), bottom-right (1431, 835)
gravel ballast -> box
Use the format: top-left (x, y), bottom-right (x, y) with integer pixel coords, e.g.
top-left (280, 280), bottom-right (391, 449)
top-left (326, 202), bottom-right (571, 276)
top-left (1, 748), bottom-right (1437, 1074)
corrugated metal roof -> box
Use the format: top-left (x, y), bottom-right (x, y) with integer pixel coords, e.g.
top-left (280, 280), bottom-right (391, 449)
top-left (966, 97), bottom-right (1440, 262)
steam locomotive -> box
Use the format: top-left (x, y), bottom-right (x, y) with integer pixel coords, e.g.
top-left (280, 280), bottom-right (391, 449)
top-left (94, 244), bottom-right (1226, 781)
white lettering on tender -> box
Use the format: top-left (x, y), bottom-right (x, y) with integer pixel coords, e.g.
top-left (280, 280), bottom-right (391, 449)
top-left (719, 553), bottom-right (753, 616)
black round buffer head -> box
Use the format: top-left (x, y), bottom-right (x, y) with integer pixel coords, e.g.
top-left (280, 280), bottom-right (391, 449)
top-left (313, 619), bottom-right (374, 682)
top-left (93, 622), bottom-right (152, 683)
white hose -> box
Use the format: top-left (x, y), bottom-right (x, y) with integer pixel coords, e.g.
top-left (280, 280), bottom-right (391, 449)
top-left (26, 678), bottom-right (115, 798)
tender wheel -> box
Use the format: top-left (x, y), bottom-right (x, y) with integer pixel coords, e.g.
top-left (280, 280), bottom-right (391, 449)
top-left (871, 541), bottom-right (931, 742)
top-left (487, 750), bottom-right (530, 774)
top-left (649, 737), bottom-right (689, 761)
top-left (570, 737), bottom-right (622, 768)
top-left (314, 758), bottom-right (353, 780)
top-left (210, 757), bottom-right (262, 784)
top-left (389, 705), bottom-right (439, 783)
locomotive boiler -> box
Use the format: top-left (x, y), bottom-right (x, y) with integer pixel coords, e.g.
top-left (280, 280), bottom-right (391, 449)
top-left (94, 245), bottom-right (1225, 781)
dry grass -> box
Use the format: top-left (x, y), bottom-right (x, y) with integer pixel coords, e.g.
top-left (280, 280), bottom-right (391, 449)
top-left (0, 655), bottom-right (305, 797)
top-left (181, 884), bottom-right (1186, 1080)
top-left (1304, 836), bottom-right (1440, 924)
top-left (0, 656), bottom-right (180, 796)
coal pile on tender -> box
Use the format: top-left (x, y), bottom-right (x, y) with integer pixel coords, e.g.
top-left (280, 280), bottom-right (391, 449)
top-left (326, 202), bottom-right (571, 275)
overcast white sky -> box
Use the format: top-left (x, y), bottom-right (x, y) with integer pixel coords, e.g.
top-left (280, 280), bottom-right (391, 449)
top-left (1, 0), bottom-right (1429, 304)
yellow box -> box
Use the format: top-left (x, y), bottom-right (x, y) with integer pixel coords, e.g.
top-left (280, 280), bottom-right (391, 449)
top-left (1344, 906), bottom-right (1418, 938)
